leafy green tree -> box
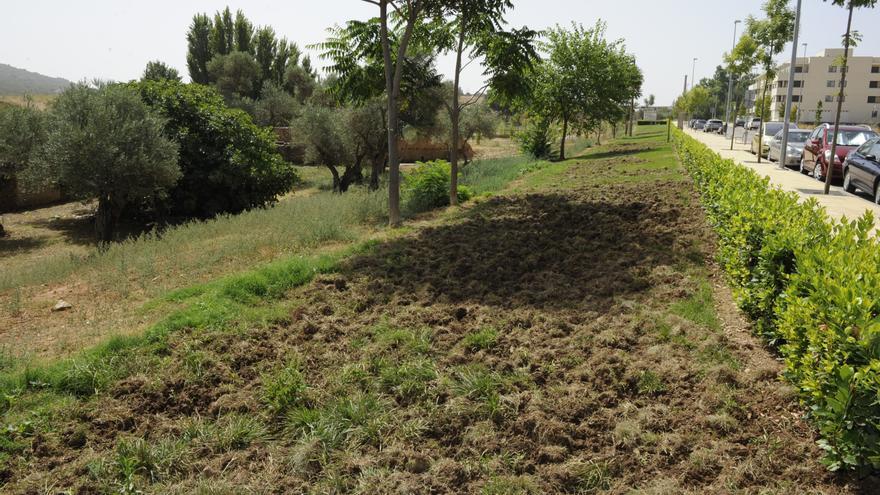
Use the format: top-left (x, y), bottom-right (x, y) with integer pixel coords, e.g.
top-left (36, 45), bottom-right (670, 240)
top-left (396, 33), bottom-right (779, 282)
top-left (36, 84), bottom-right (179, 242)
top-left (186, 14), bottom-right (214, 84)
top-left (208, 51), bottom-right (262, 100)
top-left (746, 0), bottom-right (795, 163)
top-left (253, 82), bottom-right (299, 127)
top-left (233, 9), bottom-right (254, 53)
top-left (283, 64), bottom-right (316, 103)
top-left (142, 60), bottom-right (181, 82)
top-left (254, 27), bottom-right (278, 85)
top-left (134, 80), bottom-right (296, 218)
top-left (293, 103), bottom-right (364, 192)
top-left (359, 0), bottom-right (445, 226)
top-left (815, 100), bottom-right (824, 124)
top-left (212, 7), bottom-right (234, 56)
top-left (437, 0), bottom-right (537, 204)
top-left (0, 101), bottom-right (47, 236)
top-left (530, 22), bottom-right (641, 160)
top-left (821, 0), bottom-right (877, 194)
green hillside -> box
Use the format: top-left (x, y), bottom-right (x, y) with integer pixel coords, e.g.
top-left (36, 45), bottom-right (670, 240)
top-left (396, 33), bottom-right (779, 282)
top-left (0, 63), bottom-right (71, 95)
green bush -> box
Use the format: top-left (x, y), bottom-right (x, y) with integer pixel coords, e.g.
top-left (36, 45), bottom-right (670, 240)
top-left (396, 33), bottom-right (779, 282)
top-left (673, 128), bottom-right (880, 471)
top-left (404, 160), bottom-right (472, 213)
top-left (132, 80), bottom-right (296, 218)
top-left (637, 120), bottom-right (667, 125)
top-left (515, 117), bottom-right (557, 159)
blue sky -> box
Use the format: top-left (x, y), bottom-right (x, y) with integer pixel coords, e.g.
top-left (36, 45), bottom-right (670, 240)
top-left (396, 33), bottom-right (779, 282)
top-left (1, 0), bottom-right (879, 105)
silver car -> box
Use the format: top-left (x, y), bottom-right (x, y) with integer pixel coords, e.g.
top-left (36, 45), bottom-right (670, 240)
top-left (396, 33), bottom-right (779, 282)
top-left (768, 129), bottom-right (811, 166)
top-left (750, 121), bottom-right (798, 157)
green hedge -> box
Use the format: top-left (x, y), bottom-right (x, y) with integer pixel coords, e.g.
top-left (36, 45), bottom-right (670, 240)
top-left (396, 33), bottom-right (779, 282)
top-left (673, 128), bottom-right (880, 471)
top-left (637, 120), bottom-right (667, 126)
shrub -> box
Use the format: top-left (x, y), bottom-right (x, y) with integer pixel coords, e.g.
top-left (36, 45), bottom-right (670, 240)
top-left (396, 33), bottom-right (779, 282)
top-left (133, 80), bottom-right (296, 218)
top-left (674, 129), bottom-right (880, 471)
top-left (404, 160), bottom-right (472, 213)
top-left (637, 120), bottom-right (667, 125)
top-left (515, 116), bottom-right (556, 159)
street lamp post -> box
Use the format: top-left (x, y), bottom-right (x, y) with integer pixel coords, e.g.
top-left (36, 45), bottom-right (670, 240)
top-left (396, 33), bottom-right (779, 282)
top-left (724, 20), bottom-right (741, 138)
top-left (691, 58), bottom-right (697, 92)
top-left (778, 0), bottom-right (802, 170)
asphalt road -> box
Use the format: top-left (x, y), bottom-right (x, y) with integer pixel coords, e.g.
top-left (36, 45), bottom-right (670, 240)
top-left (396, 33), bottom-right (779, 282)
top-left (685, 127), bottom-right (880, 225)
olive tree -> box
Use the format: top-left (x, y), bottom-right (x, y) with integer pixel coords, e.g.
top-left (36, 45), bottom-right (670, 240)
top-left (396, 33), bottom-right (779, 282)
top-left (38, 83), bottom-right (180, 242)
top-left (0, 101), bottom-right (47, 237)
top-left (142, 60), bottom-right (181, 82)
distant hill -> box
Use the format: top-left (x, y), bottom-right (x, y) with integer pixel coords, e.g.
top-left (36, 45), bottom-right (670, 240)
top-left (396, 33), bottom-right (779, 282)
top-left (0, 63), bottom-right (71, 95)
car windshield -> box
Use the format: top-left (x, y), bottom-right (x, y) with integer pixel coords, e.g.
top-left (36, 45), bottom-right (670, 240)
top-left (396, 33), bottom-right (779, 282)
top-left (763, 123), bottom-right (787, 136)
top-left (787, 132), bottom-right (810, 143)
top-left (832, 130), bottom-right (878, 146)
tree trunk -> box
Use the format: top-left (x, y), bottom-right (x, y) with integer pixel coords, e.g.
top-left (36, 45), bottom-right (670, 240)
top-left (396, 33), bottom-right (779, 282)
top-left (757, 72), bottom-right (769, 164)
top-left (730, 98), bottom-right (741, 151)
top-left (449, 22), bottom-right (466, 207)
top-left (369, 157), bottom-right (382, 191)
top-left (326, 164), bottom-right (341, 192)
top-left (559, 115), bottom-right (568, 160)
top-left (94, 195), bottom-right (120, 244)
top-left (825, 3), bottom-right (854, 194)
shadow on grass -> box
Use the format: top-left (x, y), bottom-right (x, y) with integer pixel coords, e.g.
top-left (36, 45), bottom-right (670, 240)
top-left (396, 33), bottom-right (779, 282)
top-left (0, 235), bottom-right (48, 256)
top-left (342, 192), bottom-right (687, 313)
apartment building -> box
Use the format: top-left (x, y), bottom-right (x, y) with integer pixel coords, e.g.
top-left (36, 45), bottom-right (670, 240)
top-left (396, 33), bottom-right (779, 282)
top-left (748, 48), bottom-right (880, 124)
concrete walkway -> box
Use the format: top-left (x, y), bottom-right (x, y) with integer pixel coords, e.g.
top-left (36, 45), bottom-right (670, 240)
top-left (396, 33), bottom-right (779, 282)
top-left (685, 127), bottom-right (880, 224)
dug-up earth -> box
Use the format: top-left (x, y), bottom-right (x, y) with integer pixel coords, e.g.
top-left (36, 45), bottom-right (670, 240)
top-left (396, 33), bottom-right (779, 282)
top-left (7, 129), bottom-right (878, 493)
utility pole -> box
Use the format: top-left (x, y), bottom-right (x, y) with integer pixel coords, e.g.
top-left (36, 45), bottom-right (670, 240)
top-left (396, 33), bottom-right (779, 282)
top-left (724, 20), bottom-right (741, 140)
top-left (679, 74), bottom-right (687, 129)
top-left (778, 0), bottom-right (802, 170)
top-left (691, 58), bottom-right (697, 92)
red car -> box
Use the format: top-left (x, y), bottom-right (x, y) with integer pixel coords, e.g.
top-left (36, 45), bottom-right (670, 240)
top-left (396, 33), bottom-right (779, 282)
top-left (800, 124), bottom-right (879, 181)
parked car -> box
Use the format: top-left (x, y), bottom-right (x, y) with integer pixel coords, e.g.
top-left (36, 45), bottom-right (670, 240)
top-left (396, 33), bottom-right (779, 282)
top-left (735, 118), bottom-right (745, 128)
top-left (693, 119), bottom-right (707, 130)
top-left (703, 119), bottom-right (723, 132)
top-left (800, 124), bottom-right (879, 181)
top-left (750, 121), bottom-right (797, 157)
top-left (746, 118), bottom-right (761, 131)
top-left (768, 129), bottom-right (811, 166)
top-left (842, 137), bottom-right (880, 202)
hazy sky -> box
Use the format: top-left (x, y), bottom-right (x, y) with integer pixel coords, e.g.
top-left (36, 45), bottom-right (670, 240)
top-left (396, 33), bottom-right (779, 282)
top-left (2, 1), bottom-right (879, 105)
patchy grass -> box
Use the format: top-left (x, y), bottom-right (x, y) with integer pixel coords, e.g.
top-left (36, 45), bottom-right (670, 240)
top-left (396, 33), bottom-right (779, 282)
top-left (0, 125), bottom-right (863, 493)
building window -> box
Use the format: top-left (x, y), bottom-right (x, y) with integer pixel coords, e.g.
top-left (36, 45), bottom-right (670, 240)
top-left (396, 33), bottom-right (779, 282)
top-left (873, 110), bottom-right (879, 119)
top-left (792, 95), bottom-right (801, 102)
top-left (871, 81), bottom-right (879, 88)
top-left (829, 65), bottom-right (838, 73)
top-left (776, 95), bottom-right (786, 102)
top-left (793, 80), bottom-right (804, 88)
top-left (869, 96), bottom-right (879, 104)
top-left (777, 80), bottom-right (786, 88)
top-left (794, 65), bottom-right (804, 73)
top-left (838, 95), bottom-right (846, 102)
top-left (827, 80), bottom-right (836, 87)
top-left (825, 95), bottom-right (834, 102)
top-left (873, 66), bottom-right (880, 74)
top-left (839, 80), bottom-right (848, 88)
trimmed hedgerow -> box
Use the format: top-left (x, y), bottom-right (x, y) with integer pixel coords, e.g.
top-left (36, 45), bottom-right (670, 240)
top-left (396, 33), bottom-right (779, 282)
top-left (674, 129), bottom-right (880, 471)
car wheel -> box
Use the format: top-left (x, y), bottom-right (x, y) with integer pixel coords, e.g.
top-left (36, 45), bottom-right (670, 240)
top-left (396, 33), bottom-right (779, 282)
top-left (843, 170), bottom-right (856, 193)
top-left (814, 162), bottom-right (824, 182)
top-left (875, 182), bottom-right (880, 204)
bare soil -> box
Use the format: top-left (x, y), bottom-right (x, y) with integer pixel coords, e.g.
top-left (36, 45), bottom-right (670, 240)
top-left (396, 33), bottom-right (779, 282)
top-left (5, 135), bottom-right (878, 493)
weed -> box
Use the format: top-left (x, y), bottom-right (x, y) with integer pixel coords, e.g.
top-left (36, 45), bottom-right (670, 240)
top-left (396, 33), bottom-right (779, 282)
top-left (482, 475), bottom-right (540, 494)
top-left (572, 460), bottom-right (612, 492)
top-left (262, 359), bottom-right (309, 415)
top-left (376, 357), bottom-right (437, 403)
top-left (669, 280), bottom-right (720, 331)
top-left (636, 370), bottom-right (666, 395)
top-left (181, 414), bottom-right (268, 453)
top-left (462, 327), bottom-right (499, 352)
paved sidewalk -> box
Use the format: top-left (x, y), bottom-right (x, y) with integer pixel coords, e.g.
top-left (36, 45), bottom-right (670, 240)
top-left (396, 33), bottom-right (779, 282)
top-left (685, 128), bottom-right (880, 224)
